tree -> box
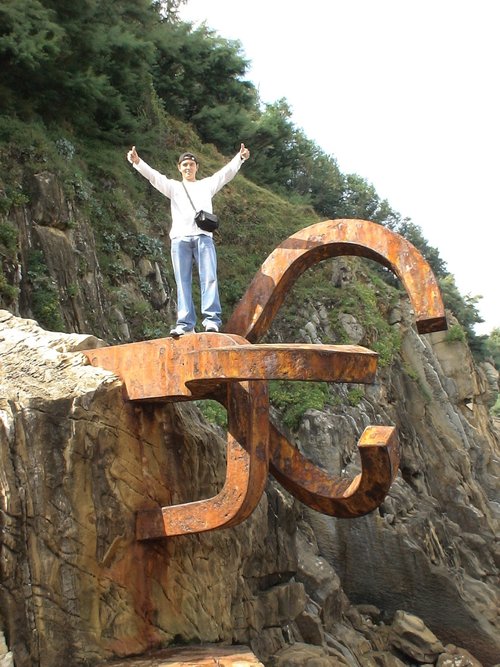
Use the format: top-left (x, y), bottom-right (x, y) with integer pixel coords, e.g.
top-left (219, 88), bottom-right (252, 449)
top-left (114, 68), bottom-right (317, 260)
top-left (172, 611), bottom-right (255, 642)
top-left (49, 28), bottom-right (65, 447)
top-left (340, 174), bottom-right (401, 228)
top-left (245, 99), bottom-right (298, 190)
top-left (153, 0), bottom-right (188, 23)
top-left (0, 0), bottom-right (64, 111)
top-left (485, 328), bottom-right (500, 369)
top-left (153, 22), bottom-right (257, 152)
top-left (1, 0), bottom-right (159, 137)
top-left (283, 132), bottom-right (346, 217)
top-left (0, 0), bottom-right (63, 68)
top-left (439, 274), bottom-right (484, 340)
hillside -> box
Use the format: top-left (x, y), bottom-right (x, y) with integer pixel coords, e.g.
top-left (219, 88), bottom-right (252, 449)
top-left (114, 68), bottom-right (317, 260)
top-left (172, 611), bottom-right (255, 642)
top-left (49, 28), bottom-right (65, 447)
top-left (0, 111), bottom-right (318, 340)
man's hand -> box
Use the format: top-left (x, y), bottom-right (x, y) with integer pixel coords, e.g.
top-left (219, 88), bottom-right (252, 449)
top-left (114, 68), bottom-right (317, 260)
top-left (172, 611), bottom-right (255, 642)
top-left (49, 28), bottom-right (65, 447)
top-left (239, 143), bottom-right (250, 161)
top-left (127, 145), bottom-right (139, 165)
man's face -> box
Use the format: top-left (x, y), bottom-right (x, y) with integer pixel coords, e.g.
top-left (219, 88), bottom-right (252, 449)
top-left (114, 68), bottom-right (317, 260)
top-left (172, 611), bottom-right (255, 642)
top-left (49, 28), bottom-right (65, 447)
top-left (178, 159), bottom-right (198, 181)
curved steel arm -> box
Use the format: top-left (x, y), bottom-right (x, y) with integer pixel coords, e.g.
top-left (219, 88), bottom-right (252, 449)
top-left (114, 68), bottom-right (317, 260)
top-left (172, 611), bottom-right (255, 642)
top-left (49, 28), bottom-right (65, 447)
top-left (216, 335), bottom-right (400, 519)
top-left (225, 218), bottom-right (447, 343)
top-left (269, 424), bottom-right (399, 518)
top-left (135, 379), bottom-right (270, 539)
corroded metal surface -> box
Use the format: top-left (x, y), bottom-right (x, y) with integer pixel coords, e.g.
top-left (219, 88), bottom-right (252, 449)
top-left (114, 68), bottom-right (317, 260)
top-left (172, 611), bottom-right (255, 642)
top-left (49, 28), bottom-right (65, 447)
top-left (84, 335), bottom-right (378, 401)
top-left (84, 218), bottom-right (447, 538)
top-left (225, 218), bottom-right (447, 343)
top-left (269, 424), bottom-right (399, 518)
top-left (84, 334), bottom-right (379, 539)
top-left (135, 379), bottom-right (270, 539)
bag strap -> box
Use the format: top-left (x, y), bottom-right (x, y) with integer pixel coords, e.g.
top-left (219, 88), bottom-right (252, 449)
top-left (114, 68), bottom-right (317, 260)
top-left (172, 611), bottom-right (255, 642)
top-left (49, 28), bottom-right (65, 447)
top-left (182, 181), bottom-right (197, 212)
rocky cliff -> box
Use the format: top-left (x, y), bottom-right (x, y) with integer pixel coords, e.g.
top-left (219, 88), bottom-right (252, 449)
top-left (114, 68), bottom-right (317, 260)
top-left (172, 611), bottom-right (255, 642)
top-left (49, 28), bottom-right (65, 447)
top-left (0, 164), bottom-right (499, 667)
top-left (0, 294), bottom-right (499, 667)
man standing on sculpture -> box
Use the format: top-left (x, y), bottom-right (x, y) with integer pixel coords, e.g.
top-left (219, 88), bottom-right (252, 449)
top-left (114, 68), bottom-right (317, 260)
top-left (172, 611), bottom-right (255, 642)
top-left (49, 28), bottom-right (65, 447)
top-left (127, 143), bottom-right (250, 336)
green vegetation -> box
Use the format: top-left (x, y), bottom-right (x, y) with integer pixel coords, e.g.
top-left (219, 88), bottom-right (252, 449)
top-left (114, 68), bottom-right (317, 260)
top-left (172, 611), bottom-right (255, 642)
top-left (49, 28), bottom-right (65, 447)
top-left (0, 221), bottom-right (19, 304)
top-left (326, 276), bottom-right (402, 366)
top-left (269, 381), bottom-right (329, 431)
top-left (492, 395), bottom-right (500, 418)
top-left (195, 400), bottom-right (227, 428)
top-left (0, 273), bottom-right (18, 304)
top-left (347, 387), bottom-right (365, 407)
top-left (483, 328), bottom-right (500, 417)
top-left (403, 363), bottom-right (419, 381)
top-left (445, 323), bottom-right (466, 343)
top-left (438, 275), bottom-right (483, 345)
top-left (0, 221), bottom-right (18, 255)
top-left (0, 186), bottom-right (29, 213)
top-left (26, 249), bottom-right (65, 332)
top-left (484, 328), bottom-right (500, 368)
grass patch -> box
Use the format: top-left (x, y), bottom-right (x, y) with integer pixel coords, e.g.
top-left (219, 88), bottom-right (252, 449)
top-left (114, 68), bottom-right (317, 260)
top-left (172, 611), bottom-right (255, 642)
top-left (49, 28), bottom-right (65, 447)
top-left (403, 363), bottom-right (419, 381)
top-left (269, 380), bottom-right (329, 430)
top-left (329, 275), bottom-right (402, 365)
top-left (195, 400), bottom-right (227, 428)
top-left (26, 249), bottom-right (65, 332)
top-left (347, 387), bottom-right (365, 406)
top-left (445, 323), bottom-right (466, 343)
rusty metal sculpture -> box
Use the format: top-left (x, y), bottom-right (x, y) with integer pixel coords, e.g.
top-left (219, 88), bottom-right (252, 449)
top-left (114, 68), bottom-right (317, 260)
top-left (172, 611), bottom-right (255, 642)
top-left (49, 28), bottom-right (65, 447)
top-left (84, 218), bottom-right (447, 539)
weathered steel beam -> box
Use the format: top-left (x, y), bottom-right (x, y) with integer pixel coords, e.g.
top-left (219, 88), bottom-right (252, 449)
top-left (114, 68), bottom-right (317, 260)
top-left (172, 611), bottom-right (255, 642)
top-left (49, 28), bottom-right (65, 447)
top-left (224, 218), bottom-right (447, 343)
top-left (84, 334), bottom-right (378, 402)
top-left (268, 424), bottom-right (399, 518)
top-left (135, 380), bottom-right (269, 539)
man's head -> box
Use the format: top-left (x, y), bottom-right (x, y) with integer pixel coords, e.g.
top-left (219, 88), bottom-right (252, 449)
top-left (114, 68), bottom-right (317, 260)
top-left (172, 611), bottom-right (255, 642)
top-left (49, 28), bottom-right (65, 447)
top-left (178, 152), bottom-right (198, 181)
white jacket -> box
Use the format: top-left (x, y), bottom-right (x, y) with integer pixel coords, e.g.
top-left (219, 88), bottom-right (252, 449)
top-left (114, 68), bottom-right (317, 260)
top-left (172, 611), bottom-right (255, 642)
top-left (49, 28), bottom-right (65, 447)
top-left (134, 152), bottom-right (244, 239)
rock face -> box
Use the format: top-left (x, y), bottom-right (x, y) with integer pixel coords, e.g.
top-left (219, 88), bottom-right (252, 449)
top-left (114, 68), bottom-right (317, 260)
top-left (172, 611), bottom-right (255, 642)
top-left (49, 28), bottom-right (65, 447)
top-left (5, 171), bottom-right (176, 344)
top-left (1, 170), bottom-right (500, 665)
top-left (0, 307), bottom-right (499, 667)
top-left (297, 304), bottom-right (499, 663)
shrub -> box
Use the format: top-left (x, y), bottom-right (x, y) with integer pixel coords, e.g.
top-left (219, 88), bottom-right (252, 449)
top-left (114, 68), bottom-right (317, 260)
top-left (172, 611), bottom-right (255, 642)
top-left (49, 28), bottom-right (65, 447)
top-left (270, 380), bottom-right (329, 430)
top-left (347, 387), bottom-right (364, 407)
top-left (0, 221), bottom-right (18, 255)
top-left (445, 323), bottom-right (466, 343)
top-left (195, 400), bottom-right (227, 428)
top-left (26, 250), bottom-right (65, 332)
top-left (0, 272), bottom-right (18, 304)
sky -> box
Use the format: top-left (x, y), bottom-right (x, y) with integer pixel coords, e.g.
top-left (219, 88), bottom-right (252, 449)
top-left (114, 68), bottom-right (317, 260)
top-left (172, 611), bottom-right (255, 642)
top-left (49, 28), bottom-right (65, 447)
top-left (179, 0), bottom-right (499, 335)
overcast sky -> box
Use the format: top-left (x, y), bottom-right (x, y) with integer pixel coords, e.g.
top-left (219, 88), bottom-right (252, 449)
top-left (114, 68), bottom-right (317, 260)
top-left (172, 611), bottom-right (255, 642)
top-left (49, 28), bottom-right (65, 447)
top-left (179, 0), bottom-right (499, 335)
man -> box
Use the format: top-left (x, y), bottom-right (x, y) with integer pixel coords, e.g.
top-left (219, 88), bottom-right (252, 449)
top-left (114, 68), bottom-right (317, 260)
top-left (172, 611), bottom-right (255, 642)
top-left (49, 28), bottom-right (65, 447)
top-left (127, 143), bottom-right (250, 336)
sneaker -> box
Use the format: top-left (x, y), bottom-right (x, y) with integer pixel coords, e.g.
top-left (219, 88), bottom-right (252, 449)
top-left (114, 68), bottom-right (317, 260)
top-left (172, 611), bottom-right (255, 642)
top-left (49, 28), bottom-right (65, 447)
top-left (204, 324), bottom-right (219, 333)
top-left (170, 326), bottom-right (191, 338)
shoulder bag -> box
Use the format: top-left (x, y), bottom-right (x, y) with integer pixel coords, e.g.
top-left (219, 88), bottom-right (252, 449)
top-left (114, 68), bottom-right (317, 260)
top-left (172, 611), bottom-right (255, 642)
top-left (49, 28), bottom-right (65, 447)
top-left (182, 182), bottom-right (219, 232)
